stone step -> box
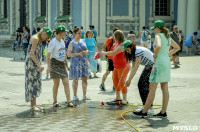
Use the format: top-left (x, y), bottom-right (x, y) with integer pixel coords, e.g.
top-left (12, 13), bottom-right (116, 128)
top-left (0, 39), bottom-right (15, 48)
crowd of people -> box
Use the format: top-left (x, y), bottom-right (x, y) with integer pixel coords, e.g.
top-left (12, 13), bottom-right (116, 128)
top-left (23, 20), bottom-right (200, 118)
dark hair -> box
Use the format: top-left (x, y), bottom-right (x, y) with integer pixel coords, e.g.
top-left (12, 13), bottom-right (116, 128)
top-left (129, 30), bottom-right (134, 34)
top-left (81, 26), bottom-right (83, 29)
top-left (37, 28), bottom-right (41, 32)
top-left (113, 28), bottom-right (119, 33)
top-left (73, 27), bottom-right (81, 34)
top-left (124, 43), bottom-right (137, 62)
top-left (74, 25), bottom-right (78, 29)
top-left (159, 26), bottom-right (170, 39)
top-left (143, 26), bottom-right (146, 30)
top-left (69, 30), bottom-right (73, 34)
top-left (194, 32), bottom-right (198, 35)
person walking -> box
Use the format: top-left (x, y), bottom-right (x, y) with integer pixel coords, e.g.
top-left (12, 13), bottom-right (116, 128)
top-left (25, 27), bottom-right (53, 111)
top-left (139, 26), bottom-right (149, 48)
top-left (100, 28), bottom-right (118, 91)
top-left (133, 20), bottom-right (180, 118)
top-left (47, 25), bottom-right (74, 107)
top-left (184, 32), bottom-right (198, 55)
top-left (21, 27), bottom-right (30, 58)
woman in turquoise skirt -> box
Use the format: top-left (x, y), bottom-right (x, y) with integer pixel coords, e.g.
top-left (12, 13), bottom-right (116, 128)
top-left (133, 20), bottom-right (180, 118)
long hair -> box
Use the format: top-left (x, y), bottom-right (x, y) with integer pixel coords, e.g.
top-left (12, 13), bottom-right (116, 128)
top-left (124, 43), bottom-right (137, 63)
top-left (35, 29), bottom-right (45, 46)
top-left (114, 30), bottom-right (125, 44)
top-left (84, 30), bottom-right (94, 38)
top-left (159, 26), bottom-right (170, 39)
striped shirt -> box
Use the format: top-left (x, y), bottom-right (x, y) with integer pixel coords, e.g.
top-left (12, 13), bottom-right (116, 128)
top-left (134, 46), bottom-right (154, 67)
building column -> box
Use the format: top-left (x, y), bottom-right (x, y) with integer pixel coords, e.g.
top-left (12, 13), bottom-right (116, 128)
top-left (177, 0), bottom-right (187, 36)
top-left (139, 0), bottom-right (145, 31)
top-left (16, 0), bottom-right (20, 29)
top-left (129, 0), bottom-right (132, 18)
top-left (186, 0), bottom-right (199, 37)
top-left (92, 0), bottom-right (98, 32)
top-left (47, 0), bottom-right (51, 28)
top-left (29, 0), bottom-right (33, 33)
top-left (98, 0), bottom-right (106, 43)
top-left (85, 0), bottom-right (90, 31)
top-left (10, 0), bottom-right (13, 34)
top-left (82, 0), bottom-right (86, 28)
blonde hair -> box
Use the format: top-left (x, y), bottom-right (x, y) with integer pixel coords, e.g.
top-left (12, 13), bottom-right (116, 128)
top-left (33, 28), bottom-right (45, 46)
top-left (159, 27), bottom-right (170, 39)
top-left (84, 30), bottom-right (94, 38)
top-left (114, 30), bottom-right (125, 44)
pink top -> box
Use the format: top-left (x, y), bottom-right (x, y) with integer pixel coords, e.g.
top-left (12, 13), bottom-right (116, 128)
top-left (113, 43), bottom-right (129, 69)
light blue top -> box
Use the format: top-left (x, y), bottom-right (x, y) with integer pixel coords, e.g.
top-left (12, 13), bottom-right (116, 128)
top-left (92, 29), bottom-right (97, 39)
top-left (84, 38), bottom-right (97, 52)
top-left (81, 30), bottom-right (86, 39)
top-left (185, 34), bottom-right (194, 43)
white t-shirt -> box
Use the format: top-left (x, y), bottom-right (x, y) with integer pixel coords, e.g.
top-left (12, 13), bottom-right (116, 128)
top-left (48, 38), bottom-right (66, 61)
top-left (135, 46), bottom-right (154, 67)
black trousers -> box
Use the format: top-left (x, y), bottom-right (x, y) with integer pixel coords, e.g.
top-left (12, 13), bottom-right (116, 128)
top-left (138, 65), bottom-right (153, 105)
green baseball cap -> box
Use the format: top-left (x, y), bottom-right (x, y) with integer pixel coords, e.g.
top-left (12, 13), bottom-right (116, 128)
top-left (44, 27), bottom-right (53, 40)
top-left (56, 25), bottom-right (69, 32)
top-left (151, 20), bottom-right (165, 30)
top-left (123, 40), bottom-right (133, 52)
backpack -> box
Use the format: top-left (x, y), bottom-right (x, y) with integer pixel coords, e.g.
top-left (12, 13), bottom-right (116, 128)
top-left (142, 31), bottom-right (148, 41)
top-left (106, 37), bottom-right (114, 52)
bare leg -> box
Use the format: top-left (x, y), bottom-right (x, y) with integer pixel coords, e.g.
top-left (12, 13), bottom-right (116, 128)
top-left (116, 91), bottom-right (121, 100)
top-left (101, 70), bottom-right (110, 84)
top-left (53, 78), bottom-right (60, 103)
top-left (31, 98), bottom-right (36, 107)
top-left (160, 82), bottom-right (169, 113)
top-left (72, 79), bottom-right (78, 96)
top-left (142, 83), bottom-right (158, 113)
top-left (82, 77), bottom-right (87, 96)
top-left (122, 93), bottom-right (127, 101)
top-left (62, 78), bottom-right (71, 102)
top-left (186, 47), bottom-right (189, 55)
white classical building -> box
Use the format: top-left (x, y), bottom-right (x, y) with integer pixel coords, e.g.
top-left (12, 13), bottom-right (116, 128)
top-left (0, 0), bottom-right (199, 46)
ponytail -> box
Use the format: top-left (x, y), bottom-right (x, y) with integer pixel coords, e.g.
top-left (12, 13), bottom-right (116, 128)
top-left (160, 27), bottom-right (170, 39)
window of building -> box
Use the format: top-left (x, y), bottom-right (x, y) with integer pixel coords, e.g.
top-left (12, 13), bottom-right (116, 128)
top-left (4, 0), bottom-right (7, 18)
top-left (155, 0), bottom-right (170, 16)
top-left (63, 0), bottom-right (70, 15)
top-left (41, 0), bottom-right (46, 16)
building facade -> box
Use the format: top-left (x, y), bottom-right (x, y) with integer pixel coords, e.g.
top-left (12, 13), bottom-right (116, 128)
top-left (0, 0), bottom-right (199, 45)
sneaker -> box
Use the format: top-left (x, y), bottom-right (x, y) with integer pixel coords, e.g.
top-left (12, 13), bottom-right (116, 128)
top-left (83, 96), bottom-right (91, 100)
top-left (122, 100), bottom-right (128, 104)
top-left (73, 96), bottom-right (79, 101)
top-left (153, 111), bottom-right (167, 118)
top-left (99, 84), bottom-right (106, 91)
top-left (133, 110), bottom-right (147, 118)
top-left (174, 65), bottom-right (180, 68)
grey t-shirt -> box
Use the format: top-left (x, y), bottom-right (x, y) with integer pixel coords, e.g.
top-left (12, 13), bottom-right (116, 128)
top-left (23, 32), bottom-right (29, 43)
top-left (170, 32), bottom-right (179, 44)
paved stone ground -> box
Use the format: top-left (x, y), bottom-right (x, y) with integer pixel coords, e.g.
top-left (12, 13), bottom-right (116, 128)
top-left (0, 48), bottom-right (200, 132)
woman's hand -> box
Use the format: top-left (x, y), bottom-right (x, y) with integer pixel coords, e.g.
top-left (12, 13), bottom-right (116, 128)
top-left (39, 65), bottom-right (44, 72)
top-left (125, 80), bottom-right (131, 87)
top-left (81, 50), bottom-right (89, 56)
top-left (101, 51), bottom-right (106, 55)
top-left (67, 66), bottom-right (71, 71)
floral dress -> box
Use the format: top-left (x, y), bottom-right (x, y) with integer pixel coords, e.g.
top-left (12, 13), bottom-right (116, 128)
top-left (25, 43), bottom-right (42, 102)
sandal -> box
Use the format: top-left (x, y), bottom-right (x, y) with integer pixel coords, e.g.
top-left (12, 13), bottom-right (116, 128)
top-left (53, 102), bottom-right (61, 107)
top-left (68, 102), bottom-right (74, 107)
top-left (36, 106), bottom-right (44, 110)
top-left (30, 106), bottom-right (41, 112)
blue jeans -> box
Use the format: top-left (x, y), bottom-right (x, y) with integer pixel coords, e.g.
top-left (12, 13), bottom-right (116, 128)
top-left (23, 43), bottom-right (29, 58)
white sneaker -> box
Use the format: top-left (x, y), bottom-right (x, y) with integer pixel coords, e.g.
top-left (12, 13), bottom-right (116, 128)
top-left (135, 106), bottom-right (154, 114)
top-left (73, 96), bottom-right (79, 101)
top-left (136, 107), bottom-right (144, 112)
top-left (83, 96), bottom-right (91, 100)
top-left (122, 100), bottom-right (128, 104)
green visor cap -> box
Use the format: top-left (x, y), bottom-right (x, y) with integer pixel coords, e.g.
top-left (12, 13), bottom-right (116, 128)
top-left (151, 20), bottom-right (165, 30)
top-left (123, 40), bottom-right (133, 52)
top-left (56, 25), bottom-right (69, 32)
top-left (44, 27), bottom-right (53, 40)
